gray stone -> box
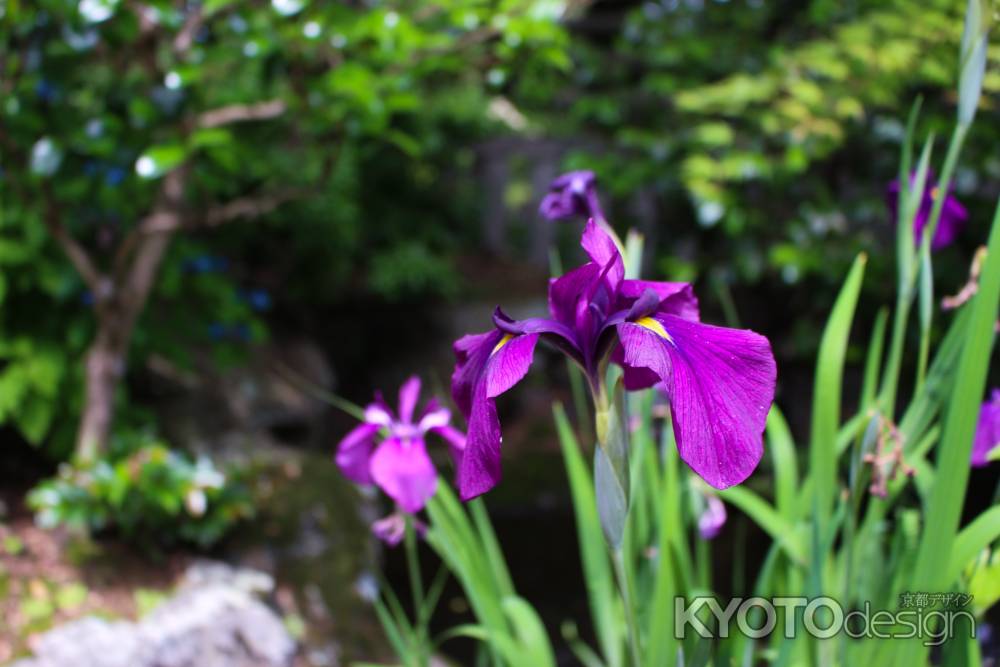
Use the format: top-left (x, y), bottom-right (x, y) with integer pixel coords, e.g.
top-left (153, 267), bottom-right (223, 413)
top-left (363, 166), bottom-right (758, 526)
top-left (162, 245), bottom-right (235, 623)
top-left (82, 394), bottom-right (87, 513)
top-left (12, 565), bottom-right (295, 667)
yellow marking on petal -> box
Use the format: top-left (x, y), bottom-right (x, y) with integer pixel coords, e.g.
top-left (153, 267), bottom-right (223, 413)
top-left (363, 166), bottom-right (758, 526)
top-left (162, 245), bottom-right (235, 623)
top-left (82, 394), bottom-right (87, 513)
top-left (930, 186), bottom-right (940, 200)
top-left (635, 316), bottom-right (673, 343)
top-left (492, 333), bottom-right (514, 356)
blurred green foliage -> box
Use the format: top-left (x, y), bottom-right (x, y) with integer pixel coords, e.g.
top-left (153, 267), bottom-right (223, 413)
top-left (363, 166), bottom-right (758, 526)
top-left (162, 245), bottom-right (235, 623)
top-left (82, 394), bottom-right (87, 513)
top-left (0, 0), bottom-right (996, 461)
top-left (27, 441), bottom-right (253, 549)
top-left (0, 0), bottom-right (568, 455)
top-left (536, 0), bottom-right (999, 313)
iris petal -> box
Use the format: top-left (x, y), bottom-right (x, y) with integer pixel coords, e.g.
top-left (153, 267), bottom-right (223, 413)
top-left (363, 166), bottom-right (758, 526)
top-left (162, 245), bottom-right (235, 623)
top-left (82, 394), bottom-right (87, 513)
top-left (617, 280), bottom-right (699, 321)
top-left (370, 437), bottom-right (438, 513)
top-left (617, 315), bottom-right (776, 488)
top-left (454, 330), bottom-right (540, 500)
top-left (398, 375), bottom-right (421, 424)
top-left (486, 333), bottom-right (540, 398)
top-left (418, 404), bottom-right (451, 433)
top-left (548, 263), bottom-right (601, 328)
top-left (581, 219), bottom-right (623, 290)
top-left (335, 422), bottom-right (380, 484)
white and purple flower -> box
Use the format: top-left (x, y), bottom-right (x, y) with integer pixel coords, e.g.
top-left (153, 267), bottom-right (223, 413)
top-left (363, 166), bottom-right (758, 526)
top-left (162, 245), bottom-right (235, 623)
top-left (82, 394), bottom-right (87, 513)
top-left (335, 376), bottom-right (465, 517)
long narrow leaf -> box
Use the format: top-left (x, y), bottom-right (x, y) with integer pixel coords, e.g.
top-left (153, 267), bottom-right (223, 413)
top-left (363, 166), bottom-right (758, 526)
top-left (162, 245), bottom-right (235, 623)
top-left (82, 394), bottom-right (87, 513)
top-left (947, 506), bottom-right (1000, 586)
top-left (810, 253), bottom-right (867, 563)
top-left (554, 404), bottom-right (624, 667)
top-left (718, 486), bottom-right (806, 565)
top-left (899, 199), bottom-right (1000, 665)
top-left (766, 407), bottom-right (798, 521)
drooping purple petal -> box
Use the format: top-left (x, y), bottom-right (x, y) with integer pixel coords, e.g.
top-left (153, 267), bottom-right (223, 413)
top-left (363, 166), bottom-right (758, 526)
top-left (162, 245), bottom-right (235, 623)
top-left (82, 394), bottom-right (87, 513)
top-left (972, 389), bottom-right (1000, 467)
top-left (369, 437), bottom-right (438, 513)
top-left (461, 381), bottom-right (503, 501)
top-left (398, 375), bottom-right (421, 424)
top-left (452, 330), bottom-right (540, 500)
top-left (335, 422), bottom-right (380, 484)
top-left (698, 494), bottom-right (727, 540)
top-left (452, 330), bottom-right (501, 417)
top-left (617, 315), bottom-right (776, 488)
top-left (485, 333), bottom-right (540, 398)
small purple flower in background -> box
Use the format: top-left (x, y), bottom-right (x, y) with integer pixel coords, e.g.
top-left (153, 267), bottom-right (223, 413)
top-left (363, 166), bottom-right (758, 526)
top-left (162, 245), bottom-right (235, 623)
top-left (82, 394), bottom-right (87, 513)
top-left (539, 170), bottom-right (606, 223)
top-left (698, 494), bottom-right (727, 540)
top-left (371, 513), bottom-right (428, 547)
top-left (452, 218), bottom-right (776, 500)
top-left (335, 376), bottom-right (465, 527)
top-left (971, 389), bottom-right (1000, 467)
top-left (887, 170), bottom-right (968, 251)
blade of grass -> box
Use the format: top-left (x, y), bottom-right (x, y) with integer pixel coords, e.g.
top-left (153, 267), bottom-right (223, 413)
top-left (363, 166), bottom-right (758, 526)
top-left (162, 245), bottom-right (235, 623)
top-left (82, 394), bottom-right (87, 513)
top-left (881, 135), bottom-right (935, 416)
top-left (554, 403), bottom-right (624, 667)
top-left (861, 308), bottom-right (889, 410)
top-left (718, 486), bottom-right (806, 565)
top-left (946, 506), bottom-right (1000, 589)
top-left (766, 407), bottom-right (798, 521)
top-left (810, 253), bottom-right (867, 570)
top-left (469, 499), bottom-right (515, 597)
top-left (897, 198), bottom-right (1000, 666)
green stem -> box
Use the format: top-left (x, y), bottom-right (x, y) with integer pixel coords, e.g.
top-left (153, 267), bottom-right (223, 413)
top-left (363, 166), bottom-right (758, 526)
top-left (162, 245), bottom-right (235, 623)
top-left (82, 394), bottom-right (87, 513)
top-left (404, 515), bottom-right (427, 663)
top-left (878, 293), bottom-right (911, 419)
top-left (913, 123), bottom-right (968, 397)
top-left (612, 547), bottom-right (641, 667)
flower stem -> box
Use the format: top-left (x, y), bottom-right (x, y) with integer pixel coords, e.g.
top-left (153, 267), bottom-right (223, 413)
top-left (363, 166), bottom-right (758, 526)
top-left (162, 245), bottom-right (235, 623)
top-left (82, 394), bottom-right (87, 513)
top-left (404, 515), bottom-right (428, 663)
top-left (612, 547), bottom-right (641, 667)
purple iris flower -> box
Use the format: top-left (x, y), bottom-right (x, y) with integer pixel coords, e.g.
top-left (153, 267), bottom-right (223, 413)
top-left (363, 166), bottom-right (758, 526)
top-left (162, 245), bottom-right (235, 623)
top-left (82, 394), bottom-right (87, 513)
top-left (539, 170), bottom-right (607, 223)
top-left (452, 219), bottom-right (777, 500)
top-left (335, 376), bottom-right (466, 514)
top-left (887, 171), bottom-right (968, 251)
top-left (698, 494), bottom-right (727, 540)
top-left (971, 389), bottom-right (1000, 468)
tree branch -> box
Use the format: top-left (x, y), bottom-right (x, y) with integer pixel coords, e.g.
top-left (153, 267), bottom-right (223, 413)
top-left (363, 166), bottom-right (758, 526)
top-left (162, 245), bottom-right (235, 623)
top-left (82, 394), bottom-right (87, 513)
top-left (140, 188), bottom-right (305, 233)
top-left (196, 100), bottom-right (287, 129)
top-left (41, 185), bottom-right (107, 296)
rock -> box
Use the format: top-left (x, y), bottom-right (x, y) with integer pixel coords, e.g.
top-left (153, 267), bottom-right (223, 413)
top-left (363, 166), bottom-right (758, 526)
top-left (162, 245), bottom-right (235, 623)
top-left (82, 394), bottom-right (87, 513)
top-left (21, 617), bottom-right (140, 667)
top-left (13, 564), bottom-right (295, 667)
top-left (134, 584), bottom-right (295, 667)
top-left (181, 558), bottom-right (275, 596)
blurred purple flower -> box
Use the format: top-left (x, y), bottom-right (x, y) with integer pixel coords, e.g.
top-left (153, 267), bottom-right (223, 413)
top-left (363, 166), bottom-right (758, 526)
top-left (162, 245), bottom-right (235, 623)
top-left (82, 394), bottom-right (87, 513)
top-left (539, 170), bottom-right (606, 223)
top-left (698, 494), bottom-right (727, 540)
top-left (452, 220), bottom-right (776, 500)
top-left (371, 513), bottom-right (427, 547)
top-left (336, 376), bottom-right (465, 515)
top-left (971, 389), bottom-right (1000, 467)
top-left (887, 171), bottom-right (968, 251)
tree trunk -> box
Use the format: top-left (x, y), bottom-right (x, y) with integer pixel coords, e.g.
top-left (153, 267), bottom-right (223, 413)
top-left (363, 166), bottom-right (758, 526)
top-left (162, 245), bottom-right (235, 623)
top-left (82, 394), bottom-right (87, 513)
top-left (76, 328), bottom-right (124, 463)
top-left (74, 230), bottom-right (176, 462)
top-left (73, 166), bottom-right (186, 462)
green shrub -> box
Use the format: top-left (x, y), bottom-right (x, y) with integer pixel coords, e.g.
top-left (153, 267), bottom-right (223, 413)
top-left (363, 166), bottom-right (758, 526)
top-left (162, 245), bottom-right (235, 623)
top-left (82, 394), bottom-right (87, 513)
top-left (27, 442), bottom-right (253, 550)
